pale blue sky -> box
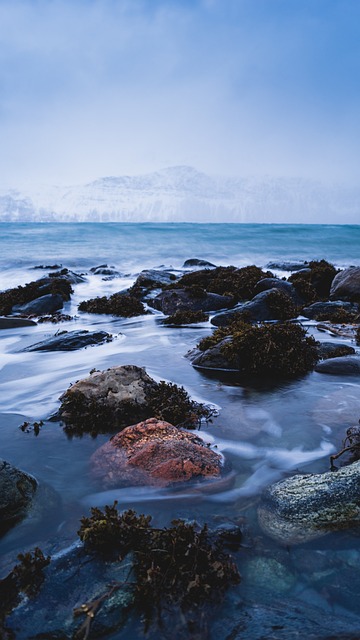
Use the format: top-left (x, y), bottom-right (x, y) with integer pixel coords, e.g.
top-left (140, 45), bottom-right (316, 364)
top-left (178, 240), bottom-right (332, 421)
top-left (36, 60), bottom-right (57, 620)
top-left (0, 0), bottom-right (359, 186)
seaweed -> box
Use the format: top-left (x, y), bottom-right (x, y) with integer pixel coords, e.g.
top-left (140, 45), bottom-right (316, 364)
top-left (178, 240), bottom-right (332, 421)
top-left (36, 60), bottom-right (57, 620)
top-left (0, 278), bottom-right (73, 315)
top-left (162, 309), bottom-right (208, 325)
top-left (265, 289), bottom-right (297, 320)
top-left (313, 308), bottom-right (360, 323)
top-left (356, 326), bottom-right (360, 345)
top-left (78, 293), bottom-right (148, 317)
top-left (76, 503), bottom-right (240, 634)
top-left (0, 548), bottom-right (50, 623)
top-left (289, 260), bottom-right (337, 303)
top-left (169, 265), bottom-right (273, 301)
top-left (147, 380), bottom-right (215, 428)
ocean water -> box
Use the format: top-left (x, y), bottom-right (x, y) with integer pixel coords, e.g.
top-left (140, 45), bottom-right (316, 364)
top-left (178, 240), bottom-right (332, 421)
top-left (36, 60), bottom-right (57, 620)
top-left (0, 223), bottom-right (360, 638)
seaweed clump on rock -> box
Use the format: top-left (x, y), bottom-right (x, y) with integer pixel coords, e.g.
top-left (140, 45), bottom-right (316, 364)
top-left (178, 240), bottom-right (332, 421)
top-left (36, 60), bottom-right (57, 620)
top-left (197, 319), bottom-right (319, 378)
top-left (0, 278), bottom-right (73, 315)
top-left (170, 265), bottom-right (273, 301)
top-left (289, 260), bottom-right (337, 304)
top-left (162, 309), bottom-right (208, 325)
top-left (77, 503), bottom-right (240, 631)
top-left (78, 292), bottom-right (148, 317)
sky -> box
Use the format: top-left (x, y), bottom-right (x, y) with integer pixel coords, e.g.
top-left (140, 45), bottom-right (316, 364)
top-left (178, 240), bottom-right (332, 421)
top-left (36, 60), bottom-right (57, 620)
top-left (0, 0), bottom-right (359, 188)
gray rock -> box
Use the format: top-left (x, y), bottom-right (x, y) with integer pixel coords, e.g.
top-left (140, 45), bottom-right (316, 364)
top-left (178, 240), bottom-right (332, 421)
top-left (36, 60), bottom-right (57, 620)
top-left (0, 316), bottom-right (37, 329)
top-left (317, 341), bottom-right (355, 360)
top-left (187, 338), bottom-right (235, 370)
top-left (0, 460), bottom-right (37, 533)
top-left (330, 266), bottom-right (360, 301)
top-left (266, 260), bottom-right (310, 271)
top-left (302, 300), bottom-right (359, 319)
top-left (90, 265), bottom-right (120, 276)
top-left (315, 355), bottom-right (360, 375)
top-left (258, 460), bottom-right (360, 544)
top-left (238, 288), bottom-right (296, 322)
top-left (254, 277), bottom-right (301, 303)
top-left (23, 330), bottom-right (113, 352)
top-left (211, 305), bottom-right (245, 327)
top-left (132, 268), bottom-right (179, 290)
top-left (12, 293), bottom-right (64, 315)
top-left (149, 288), bottom-right (233, 315)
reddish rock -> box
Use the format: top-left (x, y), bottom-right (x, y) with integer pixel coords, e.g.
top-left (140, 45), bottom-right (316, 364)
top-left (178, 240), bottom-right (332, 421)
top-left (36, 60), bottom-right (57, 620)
top-left (91, 417), bottom-right (222, 487)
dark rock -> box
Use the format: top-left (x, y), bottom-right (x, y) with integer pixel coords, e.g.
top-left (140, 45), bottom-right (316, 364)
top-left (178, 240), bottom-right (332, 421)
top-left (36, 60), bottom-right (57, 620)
top-left (211, 306), bottom-right (245, 327)
top-left (315, 355), bottom-right (360, 375)
top-left (234, 288), bottom-right (296, 322)
top-left (130, 268), bottom-right (179, 295)
top-left (330, 266), bottom-right (360, 301)
top-left (12, 293), bottom-right (64, 315)
top-left (266, 260), bottom-right (310, 271)
top-left (173, 265), bottom-right (273, 302)
top-left (258, 460), bottom-right (360, 544)
top-left (302, 301), bottom-right (359, 320)
top-left (90, 265), bottom-right (120, 276)
top-left (187, 338), bottom-right (235, 370)
top-left (0, 317), bottom-right (37, 329)
top-left (91, 417), bottom-right (222, 488)
top-left (182, 258), bottom-right (216, 268)
top-left (317, 341), bottom-right (355, 360)
top-left (0, 278), bottom-right (72, 316)
top-left (0, 460), bottom-right (37, 534)
top-left (78, 292), bottom-right (148, 317)
top-left (23, 330), bottom-right (113, 352)
top-left (254, 277), bottom-right (302, 303)
top-left (33, 264), bottom-right (62, 270)
top-left (148, 288), bottom-right (234, 315)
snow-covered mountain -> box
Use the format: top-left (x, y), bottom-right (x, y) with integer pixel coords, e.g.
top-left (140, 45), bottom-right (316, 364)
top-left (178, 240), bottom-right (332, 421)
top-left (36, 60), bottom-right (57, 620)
top-left (0, 166), bottom-right (358, 223)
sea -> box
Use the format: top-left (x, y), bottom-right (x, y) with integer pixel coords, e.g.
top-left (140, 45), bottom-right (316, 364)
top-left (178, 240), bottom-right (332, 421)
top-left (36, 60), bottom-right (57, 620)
top-left (0, 223), bottom-right (360, 639)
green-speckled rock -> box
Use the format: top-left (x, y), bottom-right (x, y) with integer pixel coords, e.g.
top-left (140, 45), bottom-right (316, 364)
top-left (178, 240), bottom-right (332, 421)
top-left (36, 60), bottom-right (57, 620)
top-left (243, 557), bottom-right (296, 593)
top-left (258, 460), bottom-right (360, 544)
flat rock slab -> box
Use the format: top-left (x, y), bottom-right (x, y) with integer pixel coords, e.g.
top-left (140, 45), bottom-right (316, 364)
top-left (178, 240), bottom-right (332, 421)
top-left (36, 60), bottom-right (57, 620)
top-left (258, 460), bottom-right (360, 544)
top-left (23, 330), bottom-right (113, 351)
top-left (315, 355), bottom-right (360, 375)
top-left (91, 417), bottom-right (222, 487)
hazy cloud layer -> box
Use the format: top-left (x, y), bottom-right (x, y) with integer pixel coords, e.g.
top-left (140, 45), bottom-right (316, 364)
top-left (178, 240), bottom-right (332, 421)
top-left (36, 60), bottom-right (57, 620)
top-left (0, 0), bottom-right (359, 188)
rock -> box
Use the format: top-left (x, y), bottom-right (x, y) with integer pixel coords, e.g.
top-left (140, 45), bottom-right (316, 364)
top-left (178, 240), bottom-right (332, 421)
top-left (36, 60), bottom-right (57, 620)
top-left (330, 266), bottom-right (360, 301)
top-left (0, 317), bottom-right (37, 329)
top-left (91, 417), bottom-right (222, 488)
top-left (315, 355), bottom-right (360, 375)
top-left (12, 293), bottom-right (64, 315)
top-left (90, 264), bottom-right (120, 276)
top-left (182, 258), bottom-right (216, 268)
top-left (187, 338), bottom-right (235, 370)
top-left (243, 557), bottom-right (296, 593)
top-left (233, 288), bottom-right (296, 322)
top-left (302, 301), bottom-right (359, 320)
top-left (131, 268), bottom-right (179, 293)
top-left (211, 306), bottom-right (246, 327)
top-left (23, 330), bottom-right (113, 352)
top-left (266, 260), bottom-right (309, 271)
top-left (317, 341), bottom-right (355, 360)
top-left (59, 365), bottom-right (158, 433)
top-left (47, 268), bottom-right (87, 284)
top-left (253, 277), bottom-right (302, 303)
top-left (33, 263), bottom-right (62, 270)
top-left (258, 460), bottom-right (360, 544)
top-left (148, 288), bottom-right (233, 315)
top-left (0, 460), bottom-right (37, 534)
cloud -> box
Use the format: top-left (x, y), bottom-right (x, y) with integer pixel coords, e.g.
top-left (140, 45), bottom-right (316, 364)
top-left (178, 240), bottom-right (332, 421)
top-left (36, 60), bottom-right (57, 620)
top-left (0, 0), bottom-right (359, 187)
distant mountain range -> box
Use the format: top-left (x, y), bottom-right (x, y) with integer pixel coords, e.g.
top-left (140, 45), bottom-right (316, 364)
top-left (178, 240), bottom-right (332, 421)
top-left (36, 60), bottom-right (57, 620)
top-left (0, 166), bottom-right (358, 223)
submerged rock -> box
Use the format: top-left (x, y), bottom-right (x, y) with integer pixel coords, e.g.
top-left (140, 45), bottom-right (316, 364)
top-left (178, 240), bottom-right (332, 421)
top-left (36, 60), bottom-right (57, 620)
top-left (23, 330), bottom-right (113, 352)
top-left (0, 460), bottom-right (38, 534)
top-left (91, 417), bottom-right (222, 488)
top-left (258, 460), bottom-right (360, 544)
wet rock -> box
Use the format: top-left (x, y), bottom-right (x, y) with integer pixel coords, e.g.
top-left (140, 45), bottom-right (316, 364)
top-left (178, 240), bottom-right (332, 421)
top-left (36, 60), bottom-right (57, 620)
top-left (187, 338), bottom-right (235, 370)
top-left (182, 258), bottom-right (216, 268)
top-left (315, 355), bottom-right (360, 375)
top-left (148, 288), bottom-right (233, 315)
top-left (317, 341), bottom-right (355, 360)
top-left (0, 278), bottom-right (72, 316)
top-left (23, 330), bottom-right (113, 352)
top-left (59, 365), bottom-right (158, 433)
top-left (258, 460), bottom-right (360, 544)
top-left (33, 264), bottom-right (62, 270)
top-left (0, 317), bottom-right (37, 329)
top-left (254, 277), bottom-right (301, 302)
top-left (330, 266), bottom-right (360, 301)
top-left (48, 268), bottom-right (86, 284)
top-left (91, 417), bottom-right (222, 488)
top-left (90, 264), bottom-right (120, 276)
top-left (266, 260), bottom-right (310, 271)
top-left (233, 288), bottom-right (296, 322)
top-left (132, 268), bottom-right (179, 291)
top-left (12, 293), bottom-right (64, 316)
top-left (211, 306), bottom-right (246, 327)
top-left (243, 557), bottom-right (296, 593)
top-left (78, 292), bottom-right (148, 317)
top-left (302, 300), bottom-right (359, 320)
top-left (0, 460), bottom-right (37, 534)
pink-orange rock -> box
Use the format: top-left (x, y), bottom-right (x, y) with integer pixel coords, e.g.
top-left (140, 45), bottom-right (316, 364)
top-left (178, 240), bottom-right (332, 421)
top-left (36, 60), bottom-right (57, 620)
top-left (91, 417), bottom-right (222, 488)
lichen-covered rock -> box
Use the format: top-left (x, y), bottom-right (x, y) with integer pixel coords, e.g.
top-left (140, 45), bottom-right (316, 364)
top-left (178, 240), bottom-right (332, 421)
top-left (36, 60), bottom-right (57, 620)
top-left (258, 461), bottom-right (360, 544)
top-left (59, 365), bottom-right (158, 434)
top-left (315, 355), bottom-right (360, 375)
top-left (91, 417), bottom-right (222, 487)
top-left (0, 460), bottom-right (38, 533)
top-left (330, 266), bottom-right (360, 301)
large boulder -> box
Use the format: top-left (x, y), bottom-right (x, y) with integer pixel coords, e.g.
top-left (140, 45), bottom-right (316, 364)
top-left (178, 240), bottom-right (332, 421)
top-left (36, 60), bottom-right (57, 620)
top-left (258, 460), bottom-right (360, 544)
top-left (59, 365), bottom-right (158, 434)
top-left (0, 460), bottom-right (38, 534)
top-left (23, 330), bottom-right (113, 352)
top-left (315, 355), bottom-right (360, 375)
top-left (330, 266), bottom-right (360, 301)
top-left (91, 417), bottom-right (222, 488)
top-left (302, 300), bottom-right (359, 320)
top-left (148, 288), bottom-right (233, 315)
